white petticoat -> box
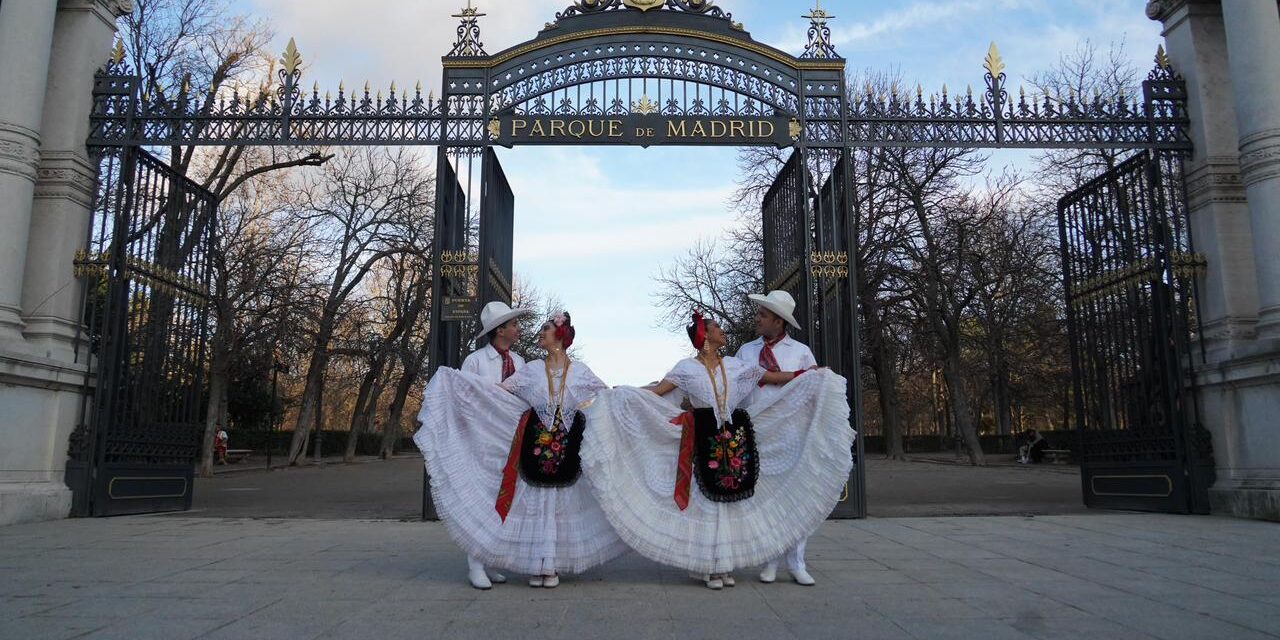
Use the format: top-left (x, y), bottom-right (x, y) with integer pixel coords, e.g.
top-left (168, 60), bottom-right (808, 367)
top-left (580, 369), bottom-right (854, 575)
top-left (413, 368), bottom-right (628, 575)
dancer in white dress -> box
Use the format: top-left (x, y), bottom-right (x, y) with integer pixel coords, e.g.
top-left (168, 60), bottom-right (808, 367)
top-left (414, 312), bottom-right (627, 589)
top-left (582, 311), bottom-right (855, 590)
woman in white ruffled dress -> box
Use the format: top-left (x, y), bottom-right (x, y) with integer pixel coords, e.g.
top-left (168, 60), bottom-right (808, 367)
top-left (414, 312), bottom-right (628, 588)
top-left (581, 311), bottom-right (854, 589)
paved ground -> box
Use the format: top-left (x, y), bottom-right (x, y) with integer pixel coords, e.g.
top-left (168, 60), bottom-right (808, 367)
top-left (186, 456), bottom-right (1089, 520)
top-left (2, 513), bottom-right (1278, 639)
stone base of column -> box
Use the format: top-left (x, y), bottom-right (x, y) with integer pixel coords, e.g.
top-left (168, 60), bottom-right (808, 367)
top-left (21, 316), bottom-right (85, 363)
top-left (0, 304), bottom-right (27, 344)
top-left (1255, 306), bottom-right (1280, 343)
top-left (0, 349), bottom-right (90, 527)
top-left (1195, 349), bottom-right (1280, 522)
top-left (1210, 482), bottom-right (1280, 522)
top-left (0, 483), bottom-right (72, 526)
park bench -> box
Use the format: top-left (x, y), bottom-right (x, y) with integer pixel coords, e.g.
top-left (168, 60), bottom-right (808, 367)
top-left (224, 449), bottom-right (253, 464)
top-left (1042, 449), bottom-right (1072, 464)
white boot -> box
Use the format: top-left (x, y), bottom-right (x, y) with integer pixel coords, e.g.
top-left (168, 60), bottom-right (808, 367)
top-left (759, 562), bottom-right (778, 583)
top-left (466, 556), bottom-right (493, 590)
top-left (789, 568), bottom-right (816, 586)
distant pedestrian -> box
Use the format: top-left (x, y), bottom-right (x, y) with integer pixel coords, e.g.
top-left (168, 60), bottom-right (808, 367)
top-left (1018, 429), bottom-right (1047, 464)
top-left (215, 429), bottom-right (229, 465)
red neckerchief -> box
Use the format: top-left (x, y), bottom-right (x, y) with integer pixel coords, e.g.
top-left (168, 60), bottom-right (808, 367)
top-left (494, 345), bottom-right (515, 381)
top-left (760, 334), bottom-right (785, 371)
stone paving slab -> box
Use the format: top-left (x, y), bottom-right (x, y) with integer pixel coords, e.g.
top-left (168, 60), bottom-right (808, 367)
top-left (0, 514), bottom-right (1278, 639)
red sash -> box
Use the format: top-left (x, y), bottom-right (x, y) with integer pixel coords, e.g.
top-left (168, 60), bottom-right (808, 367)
top-left (670, 411), bottom-right (697, 510)
top-left (495, 410), bottom-right (535, 522)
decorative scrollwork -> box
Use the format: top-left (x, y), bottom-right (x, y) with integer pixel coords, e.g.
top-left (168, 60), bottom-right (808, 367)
top-left (800, 3), bottom-right (838, 60)
top-left (448, 1), bottom-right (488, 58)
top-left (554, 0), bottom-right (739, 28)
top-left (810, 251), bottom-right (849, 280)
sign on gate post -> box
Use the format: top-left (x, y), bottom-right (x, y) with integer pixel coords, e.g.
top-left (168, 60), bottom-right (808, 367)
top-left (442, 297), bottom-right (476, 322)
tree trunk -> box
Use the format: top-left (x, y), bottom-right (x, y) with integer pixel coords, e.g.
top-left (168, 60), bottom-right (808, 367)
top-left (346, 375), bottom-right (385, 462)
top-left (343, 358), bottom-right (384, 462)
top-left (943, 350), bottom-right (986, 466)
top-left (199, 319), bottom-right (232, 478)
top-left (200, 367), bottom-right (227, 478)
top-left (287, 343), bottom-right (329, 465)
top-left (382, 366), bottom-right (418, 459)
top-left (861, 293), bottom-right (905, 459)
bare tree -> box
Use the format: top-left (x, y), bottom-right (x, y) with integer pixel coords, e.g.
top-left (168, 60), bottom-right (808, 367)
top-left (285, 148), bottom-right (433, 465)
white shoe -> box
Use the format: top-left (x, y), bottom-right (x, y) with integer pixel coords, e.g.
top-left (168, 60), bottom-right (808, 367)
top-left (488, 572), bottom-right (506, 584)
top-left (528, 576), bottom-right (544, 587)
top-left (721, 574), bottom-right (736, 587)
top-left (790, 568), bottom-right (816, 586)
top-left (759, 563), bottom-right (778, 584)
top-left (468, 568), bottom-right (493, 590)
top-left (704, 576), bottom-right (724, 590)
top-left (542, 575), bottom-right (560, 588)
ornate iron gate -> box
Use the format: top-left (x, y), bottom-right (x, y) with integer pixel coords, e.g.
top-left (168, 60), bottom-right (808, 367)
top-left (478, 148), bottom-right (515, 307)
top-left (815, 153), bottom-right (866, 519)
top-left (762, 151), bottom-right (814, 345)
top-left (1058, 150), bottom-right (1212, 514)
top-left (67, 147), bottom-right (215, 517)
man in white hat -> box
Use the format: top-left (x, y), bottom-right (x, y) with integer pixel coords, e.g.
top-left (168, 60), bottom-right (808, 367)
top-left (735, 290), bottom-right (820, 586)
top-left (456, 300), bottom-right (531, 589)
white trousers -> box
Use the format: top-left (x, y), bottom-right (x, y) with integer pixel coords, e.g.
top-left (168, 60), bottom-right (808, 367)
top-left (774, 536), bottom-right (808, 571)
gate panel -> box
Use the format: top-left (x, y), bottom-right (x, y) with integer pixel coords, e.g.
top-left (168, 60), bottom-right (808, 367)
top-left (762, 150), bottom-right (813, 345)
top-left (1058, 150), bottom-right (1212, 514)
top-left (68, 147), bottom-right (215, 517)
top-left (478, 148), bottom-right (514, 307)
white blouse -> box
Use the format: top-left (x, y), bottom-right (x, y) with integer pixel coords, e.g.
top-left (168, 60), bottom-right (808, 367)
top-left (501, 359), bottom-right (609, 427)
top-left (661, 356), bottom-right (766, 425)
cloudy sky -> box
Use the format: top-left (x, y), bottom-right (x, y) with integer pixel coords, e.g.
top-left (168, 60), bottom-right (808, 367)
top-left (233, 0), bottom-right (1162, 385)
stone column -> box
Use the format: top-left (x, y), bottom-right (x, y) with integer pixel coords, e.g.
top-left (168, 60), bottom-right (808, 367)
top-left (22, 0), bottom-right (125, 362)
top-left (0, 0), bottom-right (59, 345)
top-left (0, 0), bottom-right (128, 527)
top-left (1149, 0), bottom-right (1280, 521)
top-left (1148, 0), bottom-right (1259, 361)
top-left (1222, 0), bottom-right (1280, 341)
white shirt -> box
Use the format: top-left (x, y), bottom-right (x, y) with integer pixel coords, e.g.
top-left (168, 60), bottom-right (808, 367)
top-left (460, 344), bottom-right (527, 385)
top-left (736, 334), bottom-right (817, 408)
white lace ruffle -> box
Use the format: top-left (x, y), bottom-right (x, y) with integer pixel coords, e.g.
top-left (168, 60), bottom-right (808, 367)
top-left (413, 367), bottom-right (629, 575)
top-left (580, 369), bottom-right (854, 575)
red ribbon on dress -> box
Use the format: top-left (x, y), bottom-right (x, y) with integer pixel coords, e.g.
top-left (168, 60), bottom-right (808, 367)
top-left (495, 409), bottom-right (535, 522)
top-left (495, 346), bottom-right (516, 381)
top-left (670, 411), bottom-right (696, 511)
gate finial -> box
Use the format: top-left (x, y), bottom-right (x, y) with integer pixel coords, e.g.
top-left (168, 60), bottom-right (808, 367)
top-left (800, 2), bottom-right (839, 59)
top-left (448, 0), bottom-right (488, 58)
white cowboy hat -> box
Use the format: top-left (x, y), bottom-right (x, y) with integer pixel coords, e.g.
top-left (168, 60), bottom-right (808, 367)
top-left (474, 301), bottom-right (532, 342)
top-left (747, 290), bottom-right (802, 330)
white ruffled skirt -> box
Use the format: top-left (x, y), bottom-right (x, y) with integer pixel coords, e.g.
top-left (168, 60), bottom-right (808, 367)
top-left (580, 370), bottom-right (855, 575)
top-left (413, 368), bottom-right (628, 575)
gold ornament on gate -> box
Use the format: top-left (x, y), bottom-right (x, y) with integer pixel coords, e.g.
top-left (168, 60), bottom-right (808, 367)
top-left (624, 0), bottom-right (666, 11)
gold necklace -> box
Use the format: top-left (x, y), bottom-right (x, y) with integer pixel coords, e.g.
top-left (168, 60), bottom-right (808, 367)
top-left (697, 353), bottom-right (729, 422)
top-left (544, 357), bottom-right (571, 427)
